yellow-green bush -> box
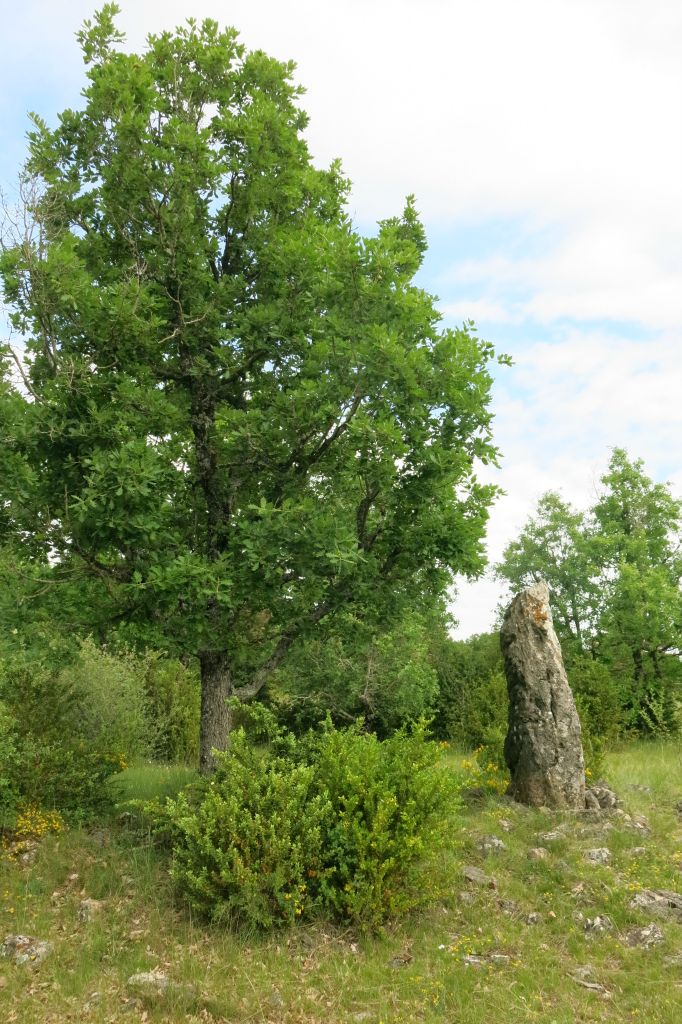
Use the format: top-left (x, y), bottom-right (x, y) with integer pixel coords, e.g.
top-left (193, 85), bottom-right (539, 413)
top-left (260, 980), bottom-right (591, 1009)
top-left (163, 719), bottom-right (458, 931)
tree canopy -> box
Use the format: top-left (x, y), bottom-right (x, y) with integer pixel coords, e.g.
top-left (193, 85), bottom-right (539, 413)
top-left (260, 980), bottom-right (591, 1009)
top-left (0, 6), bottom-right (502, 768)
top-left (496, 449), bottom-right (682, 734)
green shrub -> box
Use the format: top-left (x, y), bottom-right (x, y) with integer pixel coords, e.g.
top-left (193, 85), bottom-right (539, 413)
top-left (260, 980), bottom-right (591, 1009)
top-left (569, 656), bottom-right (625, 741)
top-left (163, 718), bottom-right (457, 931)
top-left (0, 646), bottom-right (127, 825)
top-left (144, 658), bottom-right (200, 763)
top-left (310, 721), bottom-right (456, 927)
top-left (0, 701), bottom-right (22, 828)
top-left (164, 731), bottom-right (330, 930)
top-left (57, 638), bottom-right (151, 760)
top-left (432, 633), bottom-right (508, 748)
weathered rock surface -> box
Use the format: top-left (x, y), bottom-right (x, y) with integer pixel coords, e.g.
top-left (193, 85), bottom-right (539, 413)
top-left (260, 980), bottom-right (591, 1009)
top-left (127, 971), bottom-right (171, 996)
top-left (624, 923), bottom-right (664, 947)
top-left (462, 865), bottom-right (497, 888)
top-left (528, 847), bottom-right (549, 861)
top-left (585, 784), bottom-right (620, 810)
top-left (1, 935), bottom-right (52, 966)
top-left (476, 835), bottom-right (507, 855)
top-left (501, 581), bottom-right (585, 808)
top-left (78, 898), bottom-right (105, 923)
top-left (583, 847), bottom-right (611, 865)
top-left (628, 888), bottom-right (682, 921)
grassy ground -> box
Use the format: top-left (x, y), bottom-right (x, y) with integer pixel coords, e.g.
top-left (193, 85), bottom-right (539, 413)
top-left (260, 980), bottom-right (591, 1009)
top-left (1, 743), bottom-right (681, 1023)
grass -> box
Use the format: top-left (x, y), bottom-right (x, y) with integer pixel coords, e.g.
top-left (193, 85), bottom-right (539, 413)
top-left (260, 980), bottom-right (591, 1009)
top-left (1, 744), bottom-right (681, 1022)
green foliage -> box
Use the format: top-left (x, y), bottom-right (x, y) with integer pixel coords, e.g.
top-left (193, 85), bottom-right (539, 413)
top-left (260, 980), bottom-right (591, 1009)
top-left (268, 608), bottom-right (441, 736)
top-left (162, 717), bottom-right (456, 931)
top-left (0, 649), bottom-right (124, 825)
top-left (144, 658), bottom-right (200, 764)
top-left (0, 6), bottom-right (501, 765)
top-left (569, 656), bottom-right (626, 741)
top-left (0, 637), bottom-right (198, 825)
top-left (164, 731), bottom-right (329, 929)
top-left (57, 638), bottom-right (151, 760)
top-left (497, 450), bottom-right (682, 738)
top-left (309, 721), bottom-right (456, 927)
top-left (0, 701), bottom-right (23, 826)
top-left (432, 632), bottom-right (508, 749)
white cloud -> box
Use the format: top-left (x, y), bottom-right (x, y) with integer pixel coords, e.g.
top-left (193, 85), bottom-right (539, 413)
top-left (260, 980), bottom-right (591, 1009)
top-left (452, 326), bottom-right (682, 635)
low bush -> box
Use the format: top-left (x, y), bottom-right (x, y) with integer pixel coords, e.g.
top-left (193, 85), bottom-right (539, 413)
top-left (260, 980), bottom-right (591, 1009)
top-left (163, 717), bottom-right (457, 931)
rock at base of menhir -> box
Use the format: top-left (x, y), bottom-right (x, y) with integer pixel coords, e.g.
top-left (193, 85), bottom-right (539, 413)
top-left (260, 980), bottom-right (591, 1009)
top-left (501, 581), bottom-right (585, 809)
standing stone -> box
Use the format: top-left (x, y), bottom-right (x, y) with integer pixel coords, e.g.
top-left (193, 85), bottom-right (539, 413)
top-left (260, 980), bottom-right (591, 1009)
top-left (501, 581), bottom-right (585, 808)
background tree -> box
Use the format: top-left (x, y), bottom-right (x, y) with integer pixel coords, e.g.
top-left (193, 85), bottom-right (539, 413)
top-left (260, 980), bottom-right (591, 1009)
top-left (496, 449), bottom-right (682, 735)
top-left (0, 7), bottom-right (502, 769)
top-left (494, 491), bottom-right (599, 658)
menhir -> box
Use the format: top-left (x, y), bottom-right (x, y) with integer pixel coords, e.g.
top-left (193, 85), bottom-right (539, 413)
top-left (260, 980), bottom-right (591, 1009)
top-left (501, 580), bottom-right (585, 808)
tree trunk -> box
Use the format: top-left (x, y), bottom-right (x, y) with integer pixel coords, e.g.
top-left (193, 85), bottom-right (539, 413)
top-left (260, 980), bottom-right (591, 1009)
top-left (199, 650), bottom-right (233, 774)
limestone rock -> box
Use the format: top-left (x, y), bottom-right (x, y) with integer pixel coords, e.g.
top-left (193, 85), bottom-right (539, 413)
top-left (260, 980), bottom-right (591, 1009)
top-left (1, 935), bottom-right (52, 966)
top-left (462, 865), bottom-right (496, 888)
top-left (628, 889), bottom-right (682, 921)
top-left (528, 847), bottom-right (549, 861)
top-left (477, 835), bottom-right (507, 855)
top-left (583, 848), bottom-right (611, 865)
top-left (586, 783), bottom-right (620, 810)
top-left (624, 923), bottom-right (664, 947)
top-left (536, 829), bottom-right (564, 843)
top-left (501, 581), bottom-right (585, 808)
top-left (127, 971), bottom-right (170, 996)
top-left (78, 898), bottom-right (104, 923)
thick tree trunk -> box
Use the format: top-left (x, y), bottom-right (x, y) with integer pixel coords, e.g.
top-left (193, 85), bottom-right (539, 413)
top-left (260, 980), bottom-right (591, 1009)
top-left (199, 650), bottom-right (233, 774)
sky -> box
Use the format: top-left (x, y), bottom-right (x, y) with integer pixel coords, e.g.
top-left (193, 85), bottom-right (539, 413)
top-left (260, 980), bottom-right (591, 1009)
top-left (1, 0), bottom-right (681, 635)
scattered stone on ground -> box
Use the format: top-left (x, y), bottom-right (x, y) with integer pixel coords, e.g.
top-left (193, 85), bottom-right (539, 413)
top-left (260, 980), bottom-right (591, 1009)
top-left (127, 971), bottom-right (171, 996)
top-left (122, 997), bottom-right (143, 1013)
top-left (525, 912), bottom-right (541, 925)
top-left (536, 829), bottom-right (564, 843)
top-left (585, 783), bottom-right (620, 810)
top-left (477, 835), bottom-right (507, 855)
top-left (462, 865), bottom-right (497, 888)
top-left (628, 889), bottom-right (682, 921)
top-left (462, 952), bottom-right (511, 967)
top-left (1, 935), bottom-right (53, 966)
top-left (458, 890), bottom-right (476, 905)
top-left (5, 840), bottom-right (40, 866)
top-left (583, 847), bottom-right (611, 865)
top-left (498, 818), bottom-right (514, 832)
top-left (497, 898), bottom-right (519, 916)
top-left (501, 581), bottom-right (586, 809)
top-left (388, 950), bottom-right (413, 969)
top-left (630, 846), bottom-right (648, 857)
top-left (528, 847), bottom-right (549, 861)
top-left (624, 923), bottom-right (664, 947)
top-left (78, 898), bottom-right (105, 922)
top-left (570, 975), bottom-right (610, 996)
top-left (584, 915), bottom-right (613, 935)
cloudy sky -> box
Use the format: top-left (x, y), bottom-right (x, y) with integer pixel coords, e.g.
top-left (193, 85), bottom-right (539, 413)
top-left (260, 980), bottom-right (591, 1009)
top-left (2, 0), bottom-right (681, 634)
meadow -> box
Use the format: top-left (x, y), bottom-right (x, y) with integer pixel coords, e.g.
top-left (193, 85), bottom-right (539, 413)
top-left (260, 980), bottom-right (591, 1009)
top-left (1, 741), bottom-right (681, 1024)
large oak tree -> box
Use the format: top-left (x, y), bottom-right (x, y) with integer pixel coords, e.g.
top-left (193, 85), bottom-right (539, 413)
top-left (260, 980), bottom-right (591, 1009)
top-left (1, 6), bottom-right (501, 769)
